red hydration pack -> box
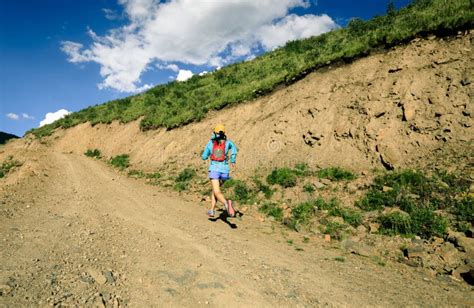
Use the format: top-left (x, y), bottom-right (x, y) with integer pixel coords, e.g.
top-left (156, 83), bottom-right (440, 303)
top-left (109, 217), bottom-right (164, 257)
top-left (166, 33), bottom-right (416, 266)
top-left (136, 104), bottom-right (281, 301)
top-left (211, 140), bottom-right (226, 161)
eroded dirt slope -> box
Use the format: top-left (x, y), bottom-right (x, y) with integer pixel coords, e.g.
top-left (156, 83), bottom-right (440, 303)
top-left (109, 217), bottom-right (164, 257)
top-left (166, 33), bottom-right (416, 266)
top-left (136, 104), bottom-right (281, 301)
top-left (28, 31), bottom-right (474, 176)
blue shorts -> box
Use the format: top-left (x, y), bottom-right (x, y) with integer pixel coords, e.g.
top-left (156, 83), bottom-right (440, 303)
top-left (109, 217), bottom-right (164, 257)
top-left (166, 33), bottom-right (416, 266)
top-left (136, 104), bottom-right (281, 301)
top-left (208, 171), bottom-right (230, 180)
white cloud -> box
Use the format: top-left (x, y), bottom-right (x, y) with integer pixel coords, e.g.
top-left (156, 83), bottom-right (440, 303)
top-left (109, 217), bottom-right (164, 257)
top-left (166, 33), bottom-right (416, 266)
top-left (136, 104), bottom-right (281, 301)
top-left (257, 14), bottom-right (337, 50)
top-left (176, 69), bottom-right (193, 82)
top-left (198, 70), bottom-right (208, 76)
top-left (22, 113), bottom-right (34, 120)
top-left (156, 63), bottom-right (179, 72)
top-left (6, 113), bottom-right (19, 120)
top-left (102, 8), bottom-right (122, 20)
top-left (61, 0), bottom-right (338, 92)
top-left (39, 109), bottom-right (71, 127)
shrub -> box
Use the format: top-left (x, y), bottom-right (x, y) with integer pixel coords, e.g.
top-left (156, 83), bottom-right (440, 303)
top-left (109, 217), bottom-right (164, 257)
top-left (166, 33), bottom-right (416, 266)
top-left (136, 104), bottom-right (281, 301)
top-left (303, 183), bottom-right (315, 193)
top-left (289, 201), bottom-right (317, 230)
top-left (294, 162), bottom-right (312, 176)
top-left (176, 168), bottom-right (196, 182)
top-left (410, 206), bottom-right (447, 238)
top-left (259, 202), bottom-right (284, 221)
top-left (379, 208), bottom-right (447, 238)
top-left (109, 154), bottom-right (130, 170)
top-left (233, 181), bottom-right (251, 203)
top-left (174, 182), bottom-right (188, 192)
top-left (379, 211), bottom-right (412, 235)
top-left (0, 156), bottom-right (22, 178)
top-left (340, 208), bottom-right (363, 227)
top-left (128, 169), bottom-right (145, 178)
top-left (146, 172), bottom-right (162, 179)
top-left (319, 220), bottom-right (347, 240)
top-left (84, 149), bottom-right (101, 158)
top-left (253, 177), bottom-right (274, 198)
top-left (452, 196), bottom-right (473, 223)
top-left (317, 167), bottom-right (356, 181)
top-left (267, 167), bottom-right (297, 188)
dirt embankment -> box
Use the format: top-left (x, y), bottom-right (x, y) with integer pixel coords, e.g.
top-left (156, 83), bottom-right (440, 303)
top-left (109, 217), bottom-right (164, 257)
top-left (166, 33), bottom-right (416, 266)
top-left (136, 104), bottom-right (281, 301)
top-left (19, 31), bottom-right (473, 177)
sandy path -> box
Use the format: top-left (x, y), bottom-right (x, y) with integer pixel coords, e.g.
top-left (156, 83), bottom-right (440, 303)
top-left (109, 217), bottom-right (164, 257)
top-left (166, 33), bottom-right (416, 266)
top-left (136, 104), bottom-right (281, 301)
top-left (1, 149), bottom-right (472, 307)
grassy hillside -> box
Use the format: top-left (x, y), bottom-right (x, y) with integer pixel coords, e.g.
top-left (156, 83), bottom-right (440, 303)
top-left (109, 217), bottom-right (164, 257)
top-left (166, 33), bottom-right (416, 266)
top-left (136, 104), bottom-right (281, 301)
top-left (29, 0), bottom-right (474, 138)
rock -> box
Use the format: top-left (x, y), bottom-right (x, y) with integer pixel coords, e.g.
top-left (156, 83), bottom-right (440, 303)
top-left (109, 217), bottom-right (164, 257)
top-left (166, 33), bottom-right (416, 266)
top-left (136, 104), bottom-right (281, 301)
top-left (466, 228), bottom-right (474, 238)
top-left (403, 104), bottom-right (416, 121)
top-left (0, 284), bottom-right (12, 296)
top-left (104, 271), bottom-right (115, 284)
top-left (403, 245), bottom-right (424, 258)
top-left (341, 239), bottom-right (376, 257)
top-left (437, 243), bottom-right (459, 265)
top-left (356, 225), bottom-right (367, 235)
top-left (382, 186), bottom-right (393, 192)
top-left (452, 264), bottom-right (474, 285)
top-left (320, 178), bottom-right (332, 185)
top-left (328, 216), bottom-right (345, 225)
top-left (88, 269), bottom-right (107, 285)
top-left (324, 234), bottom-right (331, 242)
top-left (411, 236), bottom-right (424, 245)
top-left (312, 181), bottom-right (326, 189)
top-left (460, 78), bottom-right (471, 86)
top-left (448, 231), bottom-right (474, 256)
top-left (368, 222), bottom-right (380, 233)
top-left (347, 183), bottom-right (358, 193)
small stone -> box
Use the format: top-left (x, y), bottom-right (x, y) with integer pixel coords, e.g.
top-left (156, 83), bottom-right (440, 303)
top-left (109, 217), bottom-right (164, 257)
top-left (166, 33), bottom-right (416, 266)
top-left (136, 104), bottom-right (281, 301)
top-left (347, 184), bottom-right (357, 193)
top-left (313, 181), bottom-right (326, 189)
top-left (404, 245), bottom-right (424, 258)
top-left (403, 104), bottom-right (416, 121)
top-left (88, 269), bottom-right (106, 285)
top-left (356, 225), bottom-right (367, 235)
top-left (104, 271), bottom-right (115, 284)
top-left (341, 239), bottom-right (376, 257)
top-left (382, 186), bottom-right (393, 192)
top-left (368, 222), bottom-right (380, 233)
top-left (0, 284), bottom-right (12, 295)
top-left (324, 234), bottom-right (331, 242)
top-left (320, 178), bottom-right (332, 185)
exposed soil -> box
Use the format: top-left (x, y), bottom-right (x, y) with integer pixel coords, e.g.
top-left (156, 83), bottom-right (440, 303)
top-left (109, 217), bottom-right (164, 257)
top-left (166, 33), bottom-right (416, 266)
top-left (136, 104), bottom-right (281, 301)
top-left (1, 31), bottom-right (473, 306)
top-left (1, 147), bottom-right (473, 307)
top-left (35, 30), bottom-right (474, 177)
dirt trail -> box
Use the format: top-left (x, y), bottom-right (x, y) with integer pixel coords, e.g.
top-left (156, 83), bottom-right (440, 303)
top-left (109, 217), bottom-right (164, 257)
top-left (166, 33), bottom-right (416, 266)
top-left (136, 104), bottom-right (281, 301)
top-left (1, 148), bottom-right (472, 307)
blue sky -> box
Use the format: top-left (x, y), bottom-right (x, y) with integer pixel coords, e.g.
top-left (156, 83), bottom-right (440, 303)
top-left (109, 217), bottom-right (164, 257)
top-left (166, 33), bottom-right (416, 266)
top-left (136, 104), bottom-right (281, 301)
top-left (1, 0), bottom-right (411, 136)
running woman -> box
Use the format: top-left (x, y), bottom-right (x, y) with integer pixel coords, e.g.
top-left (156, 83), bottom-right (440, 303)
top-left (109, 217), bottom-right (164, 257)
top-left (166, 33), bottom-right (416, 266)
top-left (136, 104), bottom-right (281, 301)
top-left (201, 124), bottom-right (238, 217)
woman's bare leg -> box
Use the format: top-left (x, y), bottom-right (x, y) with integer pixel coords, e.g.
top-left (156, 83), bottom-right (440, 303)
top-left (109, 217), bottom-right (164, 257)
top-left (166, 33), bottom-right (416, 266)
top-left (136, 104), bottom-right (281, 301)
top-left (210, 189), bottom-right (217, 212)
top-left (211, 179), bottom-right (227, 205)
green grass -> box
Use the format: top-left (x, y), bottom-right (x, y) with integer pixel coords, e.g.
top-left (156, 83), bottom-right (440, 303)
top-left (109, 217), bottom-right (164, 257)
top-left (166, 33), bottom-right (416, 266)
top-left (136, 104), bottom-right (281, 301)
top-left (145, 172), bottom-right (162, 179)
top-left (259, 201), bottom-right (284, 221)
top-left (109, 154), bottom-right (130, 170)
top-left (173, 168), bottom-right (196, 191)
top-left (357, 169), bottom-right (466, 238)
top-left (128, 169), bottom-right (145, 178)
top-left (303, 183), bottom-right (315, 193)
top-left (267, 167), bottom-right (298, 188)
top-left (27, 0), bottom-right (474, 138)
top-left (84, 149), bottom-right (101, 159)
top-left (319, 220), bottom-right (347, 240)
top-left (176, 168), bottom-right (196, 182)
top-left (0, 156), bottom-right (22, 178)
top-left (335, 256), bottom-right (346, 262)
top-left (253, 177), bottom-right (274, 199)
top-left (317, 167), bottom-right (356, 181)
